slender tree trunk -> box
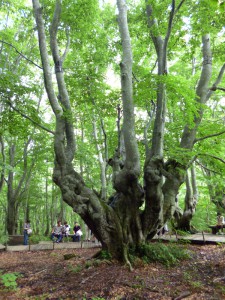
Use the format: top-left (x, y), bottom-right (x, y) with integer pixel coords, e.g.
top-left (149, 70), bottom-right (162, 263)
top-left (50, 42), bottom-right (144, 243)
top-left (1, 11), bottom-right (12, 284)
top-left (45, 176), bottom-right (50, 235)
top-left (175, 164), bottom-right (198, 232)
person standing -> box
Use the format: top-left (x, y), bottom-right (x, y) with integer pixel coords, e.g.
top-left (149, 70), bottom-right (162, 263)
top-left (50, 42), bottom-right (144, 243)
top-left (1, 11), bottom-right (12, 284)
top-left (24, 220), bottom-right (31, 245)
top-left (216, 212), bottom-right (224, 235)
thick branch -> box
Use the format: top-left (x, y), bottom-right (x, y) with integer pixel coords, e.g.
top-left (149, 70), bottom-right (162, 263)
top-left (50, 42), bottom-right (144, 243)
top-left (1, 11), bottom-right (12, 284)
top-left (117, 0), bottom-right (140, 175)
top-left (164, 0), bottom-right (175, 56)
top-left (180, 34), bottom-right (212, 149)
top-left (32, 0), bottom-right (63, 117)
top-left (49, 0), bottom-right (75, 163)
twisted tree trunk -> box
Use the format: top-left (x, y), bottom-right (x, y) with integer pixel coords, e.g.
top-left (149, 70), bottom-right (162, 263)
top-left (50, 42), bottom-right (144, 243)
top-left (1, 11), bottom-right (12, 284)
top-left (32, 0), bottom-right (219, 263)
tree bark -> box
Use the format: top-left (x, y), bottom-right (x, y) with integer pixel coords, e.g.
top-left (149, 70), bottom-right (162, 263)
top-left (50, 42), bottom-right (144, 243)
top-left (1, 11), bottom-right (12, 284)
top-left (175, 164), bottom-right (198, 232)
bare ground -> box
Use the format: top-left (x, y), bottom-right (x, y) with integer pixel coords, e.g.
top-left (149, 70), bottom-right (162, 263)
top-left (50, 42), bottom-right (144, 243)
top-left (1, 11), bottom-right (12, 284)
top-left (0, 244), bottom-right (225, 300)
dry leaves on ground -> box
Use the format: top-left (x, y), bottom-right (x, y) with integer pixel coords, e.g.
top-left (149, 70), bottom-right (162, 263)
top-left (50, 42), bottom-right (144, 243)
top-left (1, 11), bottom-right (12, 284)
top-left (0, 244), bottom-right (225, 300)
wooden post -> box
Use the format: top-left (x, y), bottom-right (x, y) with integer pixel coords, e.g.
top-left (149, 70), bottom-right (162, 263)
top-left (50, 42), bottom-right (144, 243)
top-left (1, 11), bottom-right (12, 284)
top-left (202, 231), bottom-right (205, 244)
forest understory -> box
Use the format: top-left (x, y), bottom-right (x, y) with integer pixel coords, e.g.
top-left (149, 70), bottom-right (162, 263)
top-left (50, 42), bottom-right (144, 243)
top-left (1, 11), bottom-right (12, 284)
top-left (0, 244), bottom-right (225, 300)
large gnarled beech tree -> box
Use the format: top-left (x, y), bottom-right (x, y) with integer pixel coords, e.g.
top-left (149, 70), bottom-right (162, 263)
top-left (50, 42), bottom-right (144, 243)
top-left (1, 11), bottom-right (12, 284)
top-left (32, 0), bottom-right (224, 263)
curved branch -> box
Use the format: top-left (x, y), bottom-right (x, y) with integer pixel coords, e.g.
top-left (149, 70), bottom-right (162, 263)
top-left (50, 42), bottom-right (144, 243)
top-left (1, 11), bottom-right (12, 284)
top-left (61, 26), bottom-right (70, 62)
top-left (175, 0), bottom-right (187, 15)
top-left (196, 160), bottom-right (222, 175)
top-left (209, 86), bottom-right (225, 92)
top-left (194, 129), bottom-right (225, 144)
top-left (0, 39), bottom-right (43, 69)
top-left (49, 0), bottom-right (75, 162)
top-left (32, 0), bottom-right (63, 117)
top-left (207, 63), bottom-right (225, 100)
top-left (199, 153), bottom-right (225, 164)
top-left (164, 0), bottom-right (175, 53)
top-left (7, 100), bottom-right (55, 135)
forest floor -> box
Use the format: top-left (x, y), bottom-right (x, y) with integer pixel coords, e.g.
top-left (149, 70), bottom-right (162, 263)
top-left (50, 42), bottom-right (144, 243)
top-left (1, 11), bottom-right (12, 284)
top-left (0, 243), bottom-right (225, 300)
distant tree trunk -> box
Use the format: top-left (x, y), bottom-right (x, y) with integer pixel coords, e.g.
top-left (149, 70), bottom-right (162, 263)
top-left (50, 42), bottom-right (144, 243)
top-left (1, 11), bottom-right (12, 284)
top-left (6, 138), bottom-right (35, 235)
top-left (0, 136), bottom-right (5, 192)
top-left (201, 163), bottom-right (225, 210)
top-left (92, 119), bottom-right (107, 200)
top-left (175, 164), bottom-right (198, 232)
top-left (44, 176), bottom-right (50, 235)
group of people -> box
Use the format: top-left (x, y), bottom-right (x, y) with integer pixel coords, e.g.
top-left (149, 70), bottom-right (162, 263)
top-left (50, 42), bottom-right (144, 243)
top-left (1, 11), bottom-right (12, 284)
top-left (23, 211), bottom-right (225, 245)
top-left (23, 219), bottom-right (83, 245)
top-left (51, 221), bottom-right (82, 243)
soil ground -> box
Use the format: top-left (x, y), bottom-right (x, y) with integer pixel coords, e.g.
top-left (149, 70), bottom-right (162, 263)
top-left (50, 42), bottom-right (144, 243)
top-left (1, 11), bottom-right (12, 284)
top-left (0, 244), bottom-right (225, 300)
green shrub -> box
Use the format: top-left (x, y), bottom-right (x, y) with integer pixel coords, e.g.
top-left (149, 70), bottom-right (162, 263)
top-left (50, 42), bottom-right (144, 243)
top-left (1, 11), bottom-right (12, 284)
top-left (29, 234), bottom-right (50, 244)
top-left (174, 230), bottom-right (190, 236)
top-left (69, 264), bottom-right (83, 273)
top-left (132, 242), bottom-right (191, 267)
top-left (98, 250), bottom-right (112, 260)
top-left (0, 272), bottom-right (23, 290)
top-left (0, 231), bottom-right (9, 245)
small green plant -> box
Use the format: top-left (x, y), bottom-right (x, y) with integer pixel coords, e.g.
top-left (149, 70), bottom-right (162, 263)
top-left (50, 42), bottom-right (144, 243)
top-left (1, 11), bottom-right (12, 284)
top-left (98, 250), bottom-right (112, 260)
top-left (0, 272), bottom-right (22, 290)
top-left (85, 260), bottom-right (93, 269)
top-left (183, 271), bottom-right (192, 281)
top-left (0, 231), bottom-right (9, 245)
top-left (174, 230), bottom-right (190, 236)
top-left (191, 281), bottom-right (203, 288)
top-left (69, 264), bottom-right (83, 273)
top-left (132, 242), bottom-right (191, 267)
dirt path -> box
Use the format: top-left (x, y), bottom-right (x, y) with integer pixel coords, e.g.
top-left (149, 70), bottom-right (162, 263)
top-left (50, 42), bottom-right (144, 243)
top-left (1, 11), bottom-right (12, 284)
top-left (0, 244), bottom-right (225, 300)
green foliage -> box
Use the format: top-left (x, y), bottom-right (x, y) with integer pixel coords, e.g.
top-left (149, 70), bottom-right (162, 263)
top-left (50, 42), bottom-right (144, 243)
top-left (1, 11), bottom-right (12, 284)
top-left (174, 230), bottom-right (190, 236)
top-left (85, 260), bottom-right (93, 269)
top-left (97, 250), bottom-right (112, 260)
top-left (0, 231), bottom-right (9, 245)
top-left (0, 271), bottom-right (22, 290)
top-left (132, 242), bottom-right (191, 267)
top-left (29, 235), bottom-right (50, 245)
top-left (68, 264), bottom-right (83, 273)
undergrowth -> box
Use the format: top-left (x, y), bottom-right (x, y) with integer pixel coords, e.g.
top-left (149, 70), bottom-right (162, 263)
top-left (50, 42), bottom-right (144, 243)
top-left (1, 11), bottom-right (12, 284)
top-left (29, 234), bottom-right (50, 244)
top-left (130, 242), bottom-right (191, 267)
top-left (0, 271), bottom-right (23, 290)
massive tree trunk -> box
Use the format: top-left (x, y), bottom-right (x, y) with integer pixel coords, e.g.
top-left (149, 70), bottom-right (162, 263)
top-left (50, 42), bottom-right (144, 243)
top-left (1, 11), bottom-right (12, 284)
top-left (32, 0), bottom-right (221, 263)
